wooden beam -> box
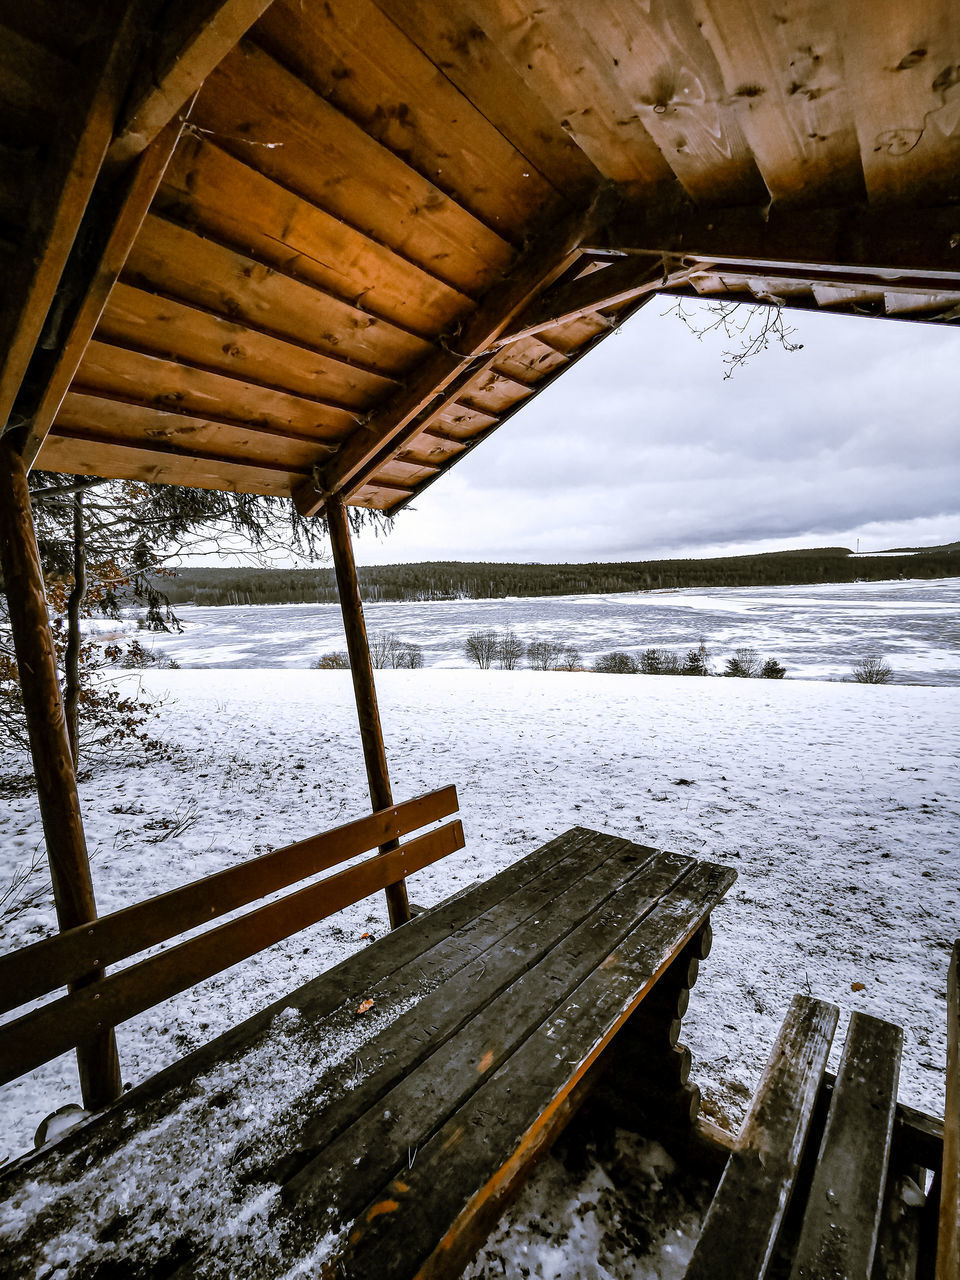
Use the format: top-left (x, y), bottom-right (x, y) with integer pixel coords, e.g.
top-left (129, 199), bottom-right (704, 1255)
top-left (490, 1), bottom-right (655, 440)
top-left (295, 188), bottom-right (620, 515)
top-left (0, 6), bottom-right (144, 434)
top-left (325, 494), bottom-right (410, 928)
top-left (0, 438), bottom-right (121, 1111)
top-left (592, 203), bottom-right (960, 281)
top-left (679, 262), bottom-right (960, 299)
top-left (938, 940), bottom-right (960, 1280)
top-left (106, 0), bottom-right (275, 170)
top-left (496, 257), bottom-right (692, 347)
top-left (16, 112), bottom-right (189, 468)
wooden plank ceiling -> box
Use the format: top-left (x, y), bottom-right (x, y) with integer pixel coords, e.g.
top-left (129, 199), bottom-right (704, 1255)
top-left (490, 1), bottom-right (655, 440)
top-left (2, 0), bottom-right (959, 514)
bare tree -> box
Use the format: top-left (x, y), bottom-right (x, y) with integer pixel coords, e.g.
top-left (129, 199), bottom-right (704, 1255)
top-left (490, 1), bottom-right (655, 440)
top-left (851, 656), bottom-right (894, 684)
top-left (668, 298), bottom-right (803, 378)
top-left (496, 629), bottom-right (525, 670)
top-left (555, 647), bottom-right (583, 671)
top-left (526, 638), bottom-right (566, 670)
top-left (464, 630), bottom-right (497, 669)
top-left (725, 648), bottom-right (762, 677)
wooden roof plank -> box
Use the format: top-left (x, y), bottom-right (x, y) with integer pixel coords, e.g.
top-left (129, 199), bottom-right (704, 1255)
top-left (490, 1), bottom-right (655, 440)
top-left (838, 0), bottom-right (960, 204)
top-left (54, 398), bottom-right (336, 472)
top-left (56, 388), bottom-right (342, 455)
top-left (98, 283), bottom-right (390, 411)
top-left (37, 430), bottom-right (304, 496)
top-left (692, 0), bottom-right (865, 205)
top-left (17, 113), bottom-right (189, 469)
top-left (429, 0), bottom-right (681, 191)
top-left (193, 39), bottom-right (514, 293)
top-left (103, 280), bottom-right (400, 406)
top-left (107, 0), bottom-right (275, 170)
top-left (253, 0), bottom-right (562, 235)
top-left (561, 0), bottom-right (769, 204)
top-left (157, 135), bottom-right (474, 331)
top-left (491, 336), bottom-right (569, 385)
top-left (124, 215), bottom-right (431, 379)
top-left (369, 0), bottom-right (603, 195)
top-left (76, 338), bottom-right (358, 438)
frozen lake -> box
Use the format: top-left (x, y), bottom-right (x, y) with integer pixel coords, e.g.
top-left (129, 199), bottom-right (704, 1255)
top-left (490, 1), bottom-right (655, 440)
top-left (130, 575), bottom-right (960, 685)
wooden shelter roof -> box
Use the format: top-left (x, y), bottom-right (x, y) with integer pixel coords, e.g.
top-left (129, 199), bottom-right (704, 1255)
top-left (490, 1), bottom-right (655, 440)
top-left (2, 0), bottom-right (959, 516)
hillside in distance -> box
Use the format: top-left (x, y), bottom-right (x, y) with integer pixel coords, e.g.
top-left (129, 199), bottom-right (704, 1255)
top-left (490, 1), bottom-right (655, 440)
top-left (155, 544), bottom-right (960, 607)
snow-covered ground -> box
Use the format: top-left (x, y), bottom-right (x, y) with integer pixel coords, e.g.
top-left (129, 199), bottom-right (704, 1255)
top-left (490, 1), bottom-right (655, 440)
top-left (127, 575), bottom-right (960, 685)
top-left (1, 668), bottom-right (957, 1276)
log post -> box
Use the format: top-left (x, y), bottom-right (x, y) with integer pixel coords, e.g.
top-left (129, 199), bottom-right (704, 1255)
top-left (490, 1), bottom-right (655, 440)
top-left (325, 494), bottom-right (410, 928)
top-left (0, 436), bottom-right (121, 1109)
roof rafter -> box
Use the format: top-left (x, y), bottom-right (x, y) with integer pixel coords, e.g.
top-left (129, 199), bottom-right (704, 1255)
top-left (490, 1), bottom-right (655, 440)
top-left (107, 0), bottom-right (276, 170)
top-left (0, 5), bottom-right (146, 435)
top-left (16, 113), bottom-right (190, 468)
top-left (495, 256), bottom-right (697, 348)
top-left (294, 187), bottom-right (621, 514)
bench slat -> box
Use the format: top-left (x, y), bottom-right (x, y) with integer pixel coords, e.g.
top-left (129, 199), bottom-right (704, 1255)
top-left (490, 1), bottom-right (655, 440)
top-left (937, 939), bottom-right (960, 1280)
top-left (790, 1012), bottom-right (902, 1280)
top-left (685, 994), bottom-right (840, 1280)
top-left (0, 820), bottom-right (464, 1086)
top-left (314, 861), bottom-right (736, 1280)
top-left (0, 785), bottom-right (459, 1012)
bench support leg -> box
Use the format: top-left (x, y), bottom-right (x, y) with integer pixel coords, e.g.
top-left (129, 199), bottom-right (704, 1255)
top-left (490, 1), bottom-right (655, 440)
top-left (0, 437), bottom-right (121, 1109)
top-left (326, 493), bottom-right (410, 928)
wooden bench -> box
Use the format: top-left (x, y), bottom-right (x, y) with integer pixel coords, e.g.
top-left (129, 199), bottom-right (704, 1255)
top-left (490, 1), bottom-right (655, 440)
top-left (0, 825), bottom-right (735, 1278)
top-left (0, 785), bottom-right (465, 1091)
top-left (684, 940), bottom-right (959, 1280)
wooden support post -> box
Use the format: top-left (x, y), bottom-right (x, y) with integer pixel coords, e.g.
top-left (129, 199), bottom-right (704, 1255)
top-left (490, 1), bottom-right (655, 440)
top-left (325, 493), bottom-right (410, 928)
top-left (0, 437), bottom-right (121, 1109)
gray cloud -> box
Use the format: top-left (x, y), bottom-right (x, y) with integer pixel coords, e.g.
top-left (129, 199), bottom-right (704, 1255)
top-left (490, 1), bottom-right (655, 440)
top-left (353, 301), bottom-right (960, 566)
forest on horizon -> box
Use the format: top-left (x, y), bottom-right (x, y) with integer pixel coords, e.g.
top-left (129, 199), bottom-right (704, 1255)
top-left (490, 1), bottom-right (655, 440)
top-left (153, 544), bottom-right (960, 607)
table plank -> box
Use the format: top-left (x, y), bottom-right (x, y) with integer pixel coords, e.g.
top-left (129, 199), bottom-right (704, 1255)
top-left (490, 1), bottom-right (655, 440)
top-left (314, 861), bottom-right (736, 1280)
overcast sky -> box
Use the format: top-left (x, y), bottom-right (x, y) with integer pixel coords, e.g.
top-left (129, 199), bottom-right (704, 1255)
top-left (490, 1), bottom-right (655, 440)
top-left (350, 298), bottom-right (960, 566)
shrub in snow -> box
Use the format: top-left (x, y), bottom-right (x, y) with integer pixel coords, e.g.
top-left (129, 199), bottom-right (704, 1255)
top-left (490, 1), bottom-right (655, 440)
top-left (851, 655), bottom-right (894, 684)
top-left (526, 638), bottom-right (567, 670)
top-left (594, 651), bottom-right (639, 674)
top-left (555, 646), bottom-right (583, 671)
top-left (761, 658), bottom-right (786, 679)
top-left (640, 647), bottom-right (681, 674)
top-left (314, 651), bottom-right (349, 669)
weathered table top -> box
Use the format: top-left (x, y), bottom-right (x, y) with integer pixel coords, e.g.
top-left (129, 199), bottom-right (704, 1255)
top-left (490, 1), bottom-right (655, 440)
top-left (0, 827), bottom-right (734, 1279)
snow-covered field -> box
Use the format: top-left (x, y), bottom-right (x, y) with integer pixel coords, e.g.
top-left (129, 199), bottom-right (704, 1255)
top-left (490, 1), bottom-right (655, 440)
top-left (1, 667), bottom-right (957, 1275)
top-left (130, 575), bottom-right (960, 685)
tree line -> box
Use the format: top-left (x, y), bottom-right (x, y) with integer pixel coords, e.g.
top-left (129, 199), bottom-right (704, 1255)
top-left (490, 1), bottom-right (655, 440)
top-left (153, 545), bottom-right (959, 607)
top-left (462, 631), bottom-right (786, 678)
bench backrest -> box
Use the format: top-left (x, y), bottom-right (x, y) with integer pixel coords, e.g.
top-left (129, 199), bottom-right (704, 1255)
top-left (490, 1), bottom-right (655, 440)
top-left (0, 786), bottom-right (463, 1088)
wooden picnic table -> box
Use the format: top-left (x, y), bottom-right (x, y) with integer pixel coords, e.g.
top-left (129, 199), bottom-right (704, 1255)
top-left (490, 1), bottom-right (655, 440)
top-left (0, 826), bottom-right (735, 1279)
